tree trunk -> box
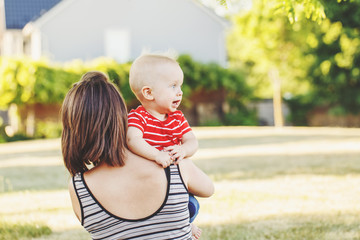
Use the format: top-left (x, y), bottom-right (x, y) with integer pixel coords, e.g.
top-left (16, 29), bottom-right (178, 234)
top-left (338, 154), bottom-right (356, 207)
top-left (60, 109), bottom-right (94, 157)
top-left (8, 104), bottom-right (19, 136)
top-left (26, 104), bottom-right (35, 136)
top-left (269, 68), bottom-right (284, 127)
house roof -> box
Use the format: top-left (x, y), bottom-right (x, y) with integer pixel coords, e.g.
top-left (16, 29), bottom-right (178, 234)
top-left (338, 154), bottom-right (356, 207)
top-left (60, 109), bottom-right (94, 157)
top-left (4, 0), bottom-right (62, 29)
top-left (26, 0), bottom-right (228, 30)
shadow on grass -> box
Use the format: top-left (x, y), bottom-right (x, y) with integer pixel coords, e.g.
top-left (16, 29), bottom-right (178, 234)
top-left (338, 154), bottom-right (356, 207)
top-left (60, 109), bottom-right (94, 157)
top-left (2, 151), bottom-right (360, 192)
top-left (0, 149), bottom-right (62, 162)
top-left (34, 228), bottom-right (90, 240)
top-left (200, 212), bottom-right (360, 240)
top-left (195, 152), bottom-right (360, 181)
top-left (0, 165), bottom-right (69, 192)
top-left (198, 135), bottom-right (360, 149)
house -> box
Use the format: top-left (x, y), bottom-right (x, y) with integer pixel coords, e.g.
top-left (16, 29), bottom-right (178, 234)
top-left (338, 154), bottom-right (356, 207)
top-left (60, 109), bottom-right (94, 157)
top-left (0, 0), bottom-right (230, 136)
top-left (0, 0), bottom-right (228, 65)
top-left (0, 0), bottom-right (61, 57)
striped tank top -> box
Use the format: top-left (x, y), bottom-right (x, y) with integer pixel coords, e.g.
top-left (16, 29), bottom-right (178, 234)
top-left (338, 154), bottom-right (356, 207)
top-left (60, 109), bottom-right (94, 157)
top-left (73, 164), bottom-right (192, 240)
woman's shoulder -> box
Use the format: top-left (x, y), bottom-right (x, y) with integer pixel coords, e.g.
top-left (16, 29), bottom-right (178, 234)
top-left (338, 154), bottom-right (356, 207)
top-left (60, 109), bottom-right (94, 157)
top-left (178, 158), bottom-right (193, 170)
top-left (124, 150), bottom-right (165, 177)
top-left (177, 159), bottom-right (193, 183)
top-left (179, 159), bottom-right (215, 198)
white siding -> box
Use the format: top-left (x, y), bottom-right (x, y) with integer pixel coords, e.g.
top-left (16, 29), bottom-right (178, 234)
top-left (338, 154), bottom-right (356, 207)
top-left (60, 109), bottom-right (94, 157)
top-left (105, 29), bottom-right (131, 62)
top-left (34, 0), bottom-right (226, 64)
top-left (2, 30), bottom-right (23, 56)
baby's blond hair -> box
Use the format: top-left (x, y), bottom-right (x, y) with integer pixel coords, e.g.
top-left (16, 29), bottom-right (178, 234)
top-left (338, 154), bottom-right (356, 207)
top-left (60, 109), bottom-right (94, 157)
top-left (129, 52), bottom-right (179, 101)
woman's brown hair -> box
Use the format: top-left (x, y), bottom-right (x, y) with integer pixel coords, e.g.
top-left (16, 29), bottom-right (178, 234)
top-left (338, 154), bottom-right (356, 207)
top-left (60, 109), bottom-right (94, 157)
top-left (61, 71), bottom-right (127, 176)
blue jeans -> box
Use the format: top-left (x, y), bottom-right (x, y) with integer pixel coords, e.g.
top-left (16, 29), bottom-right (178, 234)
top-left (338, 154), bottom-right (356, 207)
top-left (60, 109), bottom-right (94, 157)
top-left (188, 194), bottom-right (200, 223)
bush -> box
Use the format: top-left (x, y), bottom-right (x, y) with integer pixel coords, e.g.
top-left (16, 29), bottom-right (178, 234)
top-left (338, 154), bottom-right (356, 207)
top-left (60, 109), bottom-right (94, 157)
top-left (224, 108), bottom-right (258, 126)
top-left (178, 55), bottom-right (255, 125)
top-left (285, 94), bottom-right (316, 126)
top-left (35, 121), bottom-right (62, 139)
top-left (178, 55), bottom-right (253, 108)
top-left (0, 55), bottom-right (256, 142)
top-left (0, 119), bottom-right (6, 143)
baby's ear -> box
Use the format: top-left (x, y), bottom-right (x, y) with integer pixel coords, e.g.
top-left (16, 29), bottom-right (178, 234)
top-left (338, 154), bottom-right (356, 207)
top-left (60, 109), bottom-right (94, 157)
top-left (141, 86), bottom-right (154, 100)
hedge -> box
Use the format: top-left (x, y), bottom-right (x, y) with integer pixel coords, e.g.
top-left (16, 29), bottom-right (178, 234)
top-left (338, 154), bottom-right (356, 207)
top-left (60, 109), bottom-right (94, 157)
top-left (0, 55), bottom-right (255, 128)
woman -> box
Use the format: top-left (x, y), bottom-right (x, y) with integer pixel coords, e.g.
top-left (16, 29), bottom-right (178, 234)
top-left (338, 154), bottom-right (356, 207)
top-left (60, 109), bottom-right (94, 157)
top-left (61, 71), bottom-right (214, 240)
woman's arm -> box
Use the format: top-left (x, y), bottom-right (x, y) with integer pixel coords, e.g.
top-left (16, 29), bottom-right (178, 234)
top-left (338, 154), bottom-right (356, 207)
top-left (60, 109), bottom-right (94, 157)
top-left (179, 158), bottom-right (214, 198)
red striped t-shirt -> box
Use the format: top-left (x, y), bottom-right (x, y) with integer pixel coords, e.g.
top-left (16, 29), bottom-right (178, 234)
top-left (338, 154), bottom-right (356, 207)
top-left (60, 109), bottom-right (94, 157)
top-left (128, 105), bottom-right (192, 151)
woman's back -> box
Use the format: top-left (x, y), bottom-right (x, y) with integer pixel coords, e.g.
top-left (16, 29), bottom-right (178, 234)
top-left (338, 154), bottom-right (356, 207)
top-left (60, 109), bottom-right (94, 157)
top-left (83, 151), bottom-right (167, 219)
top-left (70, 150), bottom-right (192, 240)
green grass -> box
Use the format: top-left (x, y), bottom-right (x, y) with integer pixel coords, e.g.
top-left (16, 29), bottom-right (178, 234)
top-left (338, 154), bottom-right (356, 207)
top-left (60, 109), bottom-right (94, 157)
top-left (1, 127), bottom-right (360, 239)
top-left (0, 221), bottom-right (51, 240)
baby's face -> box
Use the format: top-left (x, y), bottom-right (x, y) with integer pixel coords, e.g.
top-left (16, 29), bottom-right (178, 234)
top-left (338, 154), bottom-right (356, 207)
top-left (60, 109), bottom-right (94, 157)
top-left (151, 63), bottom-right (184, 114)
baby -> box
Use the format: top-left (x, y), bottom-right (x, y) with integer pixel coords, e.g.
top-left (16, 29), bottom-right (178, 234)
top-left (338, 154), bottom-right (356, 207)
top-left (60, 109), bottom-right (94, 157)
top-left (126, 53), bottom-right (201, 239)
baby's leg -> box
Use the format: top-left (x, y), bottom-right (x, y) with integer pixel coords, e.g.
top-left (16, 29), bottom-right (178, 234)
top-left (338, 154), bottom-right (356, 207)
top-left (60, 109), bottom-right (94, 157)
top-left (189, 195), bottom-right (201, 239)
top-left (191, 223), bottom-right (202, 239)
top-left (188, 194), bottom-right (200, 222)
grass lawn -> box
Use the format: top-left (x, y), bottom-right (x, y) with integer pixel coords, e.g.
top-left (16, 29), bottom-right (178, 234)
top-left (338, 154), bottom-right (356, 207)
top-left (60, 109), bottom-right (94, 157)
top-left (1, 126), bottom-right (360, 240)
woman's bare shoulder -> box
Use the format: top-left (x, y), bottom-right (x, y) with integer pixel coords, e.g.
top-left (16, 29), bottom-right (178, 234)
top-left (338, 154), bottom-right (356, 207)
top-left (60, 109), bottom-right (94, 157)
top-left (178, 158), bottom-right (214, 198)
top-left (177, 158), bottom-right (193, 183)
top-left (128, 150), bottom-right (163, 169)
top-left (178, 158), bottom-right (194, 170)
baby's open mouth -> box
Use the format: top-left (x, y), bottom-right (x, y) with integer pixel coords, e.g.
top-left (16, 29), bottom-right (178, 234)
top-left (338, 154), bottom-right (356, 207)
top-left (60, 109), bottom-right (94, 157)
top-left (172, 100), bottom-right (181, 106)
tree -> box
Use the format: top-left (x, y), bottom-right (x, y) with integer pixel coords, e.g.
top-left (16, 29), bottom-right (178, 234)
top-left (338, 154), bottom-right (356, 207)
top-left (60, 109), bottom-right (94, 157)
top-left (215, 0), bottom-right (326, 22)
top-left (226, 0), bottom-right (360, 126)
top-left (305, 0), bottom-right (360, 115)
top-left (227, 0), bottom-right (316, 126)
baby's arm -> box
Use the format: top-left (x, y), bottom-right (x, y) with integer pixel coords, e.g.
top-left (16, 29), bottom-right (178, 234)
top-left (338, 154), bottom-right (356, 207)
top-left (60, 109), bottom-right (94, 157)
top-left (165, 131), bottom-right (198, 163)
top-left (127, 126), bottom-right (172, 168)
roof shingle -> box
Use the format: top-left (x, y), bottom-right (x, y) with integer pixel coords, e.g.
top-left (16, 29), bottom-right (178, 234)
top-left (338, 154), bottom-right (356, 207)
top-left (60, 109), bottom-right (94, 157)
top-left (4, 0), bottom-right (62, 29)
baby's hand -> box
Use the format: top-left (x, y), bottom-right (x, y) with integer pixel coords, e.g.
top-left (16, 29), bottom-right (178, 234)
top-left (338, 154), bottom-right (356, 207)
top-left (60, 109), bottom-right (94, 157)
top-left (164, 145), bottom-right (186, 164)
top-left (155, 151), bottom-right (173, 168)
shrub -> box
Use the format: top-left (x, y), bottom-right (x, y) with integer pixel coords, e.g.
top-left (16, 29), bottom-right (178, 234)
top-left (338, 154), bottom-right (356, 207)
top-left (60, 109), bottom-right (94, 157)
top-left (0, 55), bottom-right (256, 142)
top-left (35, 121), bottom-right (62, 139)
